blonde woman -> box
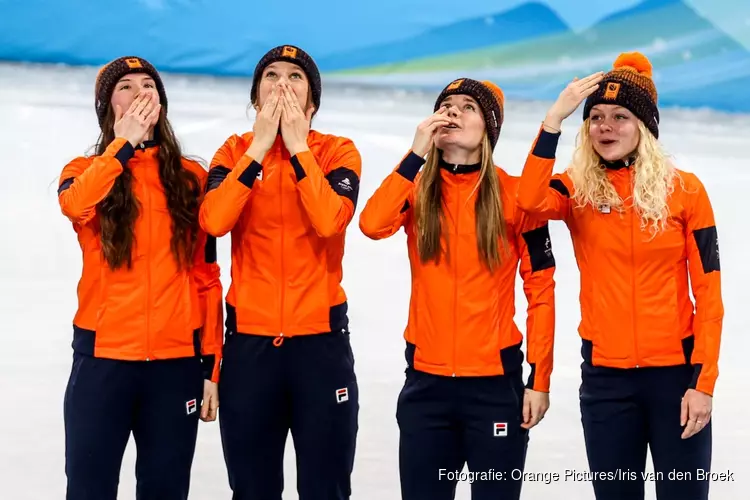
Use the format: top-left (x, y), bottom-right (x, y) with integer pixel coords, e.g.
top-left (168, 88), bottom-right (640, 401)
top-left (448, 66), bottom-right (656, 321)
top-left (360, 78), bottom-right (556, 500)
top-left (516, 52), bottom-right (723, 500)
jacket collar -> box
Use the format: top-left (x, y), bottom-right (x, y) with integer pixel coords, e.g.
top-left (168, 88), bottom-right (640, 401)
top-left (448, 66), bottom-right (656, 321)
top-left (135, 139), bottom-right (160, 151)
top-left (438, 156), bottom-right (481, 174)
top-left (601, 154), bottom-right (637, 170)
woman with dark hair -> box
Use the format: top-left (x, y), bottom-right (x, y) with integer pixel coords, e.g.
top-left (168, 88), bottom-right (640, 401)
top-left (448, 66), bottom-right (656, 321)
top-left (199, 45), bottom-right (361, 500)
top-left (57, 56), bottom-right (224, 500)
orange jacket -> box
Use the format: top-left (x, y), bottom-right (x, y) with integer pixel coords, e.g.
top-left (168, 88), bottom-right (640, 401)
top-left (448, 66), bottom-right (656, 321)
top-left (58, 138), bottom-right (224, 382)
top-left (199, 131), bottom-right (361, 342)
top-left (517, 127), bottom-right (723, 395)
top-left (359, 151), bottom-right (556, 391)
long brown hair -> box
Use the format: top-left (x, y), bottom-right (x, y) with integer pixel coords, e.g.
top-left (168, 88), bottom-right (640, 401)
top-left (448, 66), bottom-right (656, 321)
top-left (94, 106), bottom-right (201, 271)
top-left (414, 134), bottom-right (509, 271)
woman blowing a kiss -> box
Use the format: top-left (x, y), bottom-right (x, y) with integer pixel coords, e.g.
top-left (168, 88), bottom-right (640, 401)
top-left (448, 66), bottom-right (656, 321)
top-left (200, 45), bottom-right (362, 500)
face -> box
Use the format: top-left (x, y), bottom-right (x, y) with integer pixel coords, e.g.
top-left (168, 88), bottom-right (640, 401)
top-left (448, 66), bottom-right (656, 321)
top-left (589, 104), bottom-right (640, 161)
top-left (434, 94), bottom-right (486, 152)
top-left (110, 72), bottom-right (160, 112)
top-left (255, 61), bottom-right (312, 112)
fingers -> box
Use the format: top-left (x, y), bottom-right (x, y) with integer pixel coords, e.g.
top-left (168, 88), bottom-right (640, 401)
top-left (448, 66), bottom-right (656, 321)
top-left (424, 109), bottom-right (450, 125)
top-left (680, 395), bottom-right (688, 427)
top-left (521, 396), bottom-right (532, 429)
top-left (133, 92), bottom-right (153, 117)
top-left (280, 87), bottom-right (295, 120)
top-left (580, 71), bottom-right (605, 85)
top-left (200, 386), bottom-right (219, 423)
top-left (125, 92), bottom-right (145, 116)
top-left (114, 104), bottom-right (123, 122)
top-left (201, 396), bottom-right (218, 422)
top-left (521, 403), bottom-right (544, 430)
top-left (280, 84), bottom-right (302, 117)
top-left (681, 418), bottom-right (698, 439)
top-left (200, 396), bottom-right (209, 420)
top-left (209, 393), bottom-right (219, 421)
top-left (420, 113), bottom-right (452, 134)
top-left (681, 405), bottom-right (710, 439)
top-left (425, 120), bottom-right (452, 134)
top-left (262, 87), bottom-right (278, 111)
top-left (146, 103), bottom-right (161, 126)
top-left (573, 72), bottom-right (604, 95)
top-left (271, 94), bottom-right (283, 123)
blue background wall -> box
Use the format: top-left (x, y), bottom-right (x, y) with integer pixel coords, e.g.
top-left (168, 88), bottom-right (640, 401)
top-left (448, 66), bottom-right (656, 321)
top-left (2, 0), bottom-right (749, 112)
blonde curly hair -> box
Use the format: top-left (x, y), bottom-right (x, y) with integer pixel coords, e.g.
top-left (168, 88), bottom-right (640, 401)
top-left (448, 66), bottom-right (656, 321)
top-left (566, 119), bottom-right (681, 236)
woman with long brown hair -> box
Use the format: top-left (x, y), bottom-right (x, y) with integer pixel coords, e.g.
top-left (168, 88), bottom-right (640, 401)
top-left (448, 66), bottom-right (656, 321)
top-left (517, 51), bottom-right (722, 500)
top-left (359, 78), bottom-right (557, 500)
top-left (57, 56), bottom-right (224, 500)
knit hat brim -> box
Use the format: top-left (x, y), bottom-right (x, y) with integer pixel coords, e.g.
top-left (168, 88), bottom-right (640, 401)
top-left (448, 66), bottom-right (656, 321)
top-left (583, 52), bottom-right (660, 138)
top-left (250, 45), bottom-right (321, 115)
top-left (433, 78), bottom-right (505, 149)
top-left (94, 56), bottom-right (166, 129)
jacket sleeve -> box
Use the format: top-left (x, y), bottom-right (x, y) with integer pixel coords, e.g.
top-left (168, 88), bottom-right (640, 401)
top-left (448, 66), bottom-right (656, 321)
top-left (199, 135), bottom-right (263, 237)
top-left (684, 174), bottom-right (723, 396)
top-left (58, 138), bottom-right (135, 226)
top-left (516, 211), bottom-right (556, 392)
top-left (188, 162), bottom-right (224, 383)
top-left (290, 138), bottom-right (362, 238)
top-left (359, 151), bottom-right (423, 240)
top-left (516, 126), bottom-right (571, 221)
top-left (192, 227), bottom-right (224, 383)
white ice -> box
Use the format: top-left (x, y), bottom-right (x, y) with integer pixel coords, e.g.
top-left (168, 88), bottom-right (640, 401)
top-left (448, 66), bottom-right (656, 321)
top-left (0, 62), bottom-right (748, 499)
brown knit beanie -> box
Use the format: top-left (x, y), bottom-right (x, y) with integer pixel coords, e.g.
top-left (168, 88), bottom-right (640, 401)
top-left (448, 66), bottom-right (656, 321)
top-left (434, 78), bottom-right (505, 149)
top-left (250, 45), bottom-right (322, 116)
top-left (94, 56), bottom-right (166, 129)
top-left (583, 52), bottom-right (660, 138)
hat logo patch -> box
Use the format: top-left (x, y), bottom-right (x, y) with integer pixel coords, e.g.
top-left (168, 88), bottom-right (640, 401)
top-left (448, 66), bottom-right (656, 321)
top-left (447, 79), bottom-right (464, 91)
top-left (125, 58), bottom-right (143, 69)
top-left (282, 46), bottom-right (298, 58)
top-left (604, 82), bottom-right (620, 100)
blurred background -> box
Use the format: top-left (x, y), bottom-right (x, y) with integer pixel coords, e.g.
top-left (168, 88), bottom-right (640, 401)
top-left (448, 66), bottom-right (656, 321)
top-left (3, 0), bottom-right (750, 112)
top-left (2, 1), bottom-right (749, 499)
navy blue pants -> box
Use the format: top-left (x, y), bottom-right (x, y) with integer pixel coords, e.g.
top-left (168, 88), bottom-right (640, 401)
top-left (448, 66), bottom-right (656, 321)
top-left (218, 330), bottom-right (359, 500)
top-left (580, 362), bottom-right (712, 500)
top-left (64, 353), bottom-right (204, 500)
top-left (396, 367), bottom-right (529, 500)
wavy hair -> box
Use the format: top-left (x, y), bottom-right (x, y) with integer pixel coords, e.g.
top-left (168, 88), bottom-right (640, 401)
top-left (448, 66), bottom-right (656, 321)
top-left (414, 134), bottom-right (509, 271)
top-left (567, 119), bottom-right (679, 235)
top-left (94, 106), bottom-right (201, 271)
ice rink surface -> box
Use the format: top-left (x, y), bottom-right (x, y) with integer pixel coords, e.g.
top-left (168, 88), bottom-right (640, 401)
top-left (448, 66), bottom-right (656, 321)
top-left (0, 63), bottom-right (748, 499)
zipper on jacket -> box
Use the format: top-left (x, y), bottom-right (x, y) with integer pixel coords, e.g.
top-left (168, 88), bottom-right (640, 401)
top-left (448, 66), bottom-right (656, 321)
top-left (146, 160), bottom-right (152, 361)
top-left (452, 179), bottom-right (459, 377)
top-left (277, 152), bottom-right (286, 347)
top-left (629, 170), bottom-right (639, 367)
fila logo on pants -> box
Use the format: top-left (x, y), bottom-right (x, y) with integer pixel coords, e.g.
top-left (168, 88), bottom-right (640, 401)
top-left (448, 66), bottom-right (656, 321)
top-left (494, 422), bottom-right (507, 437)
top-left (336, 388), bottom-right (349, 403)
top-left (186, 399), bottom-right (197, 415)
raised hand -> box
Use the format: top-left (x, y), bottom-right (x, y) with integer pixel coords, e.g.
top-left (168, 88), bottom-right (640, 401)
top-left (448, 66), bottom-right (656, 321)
top-left (113, 92), bottom-right (161, 147)
top-left (544, 72), bottom-right (605, 131)
top-left (411, 107), bottom-right (452, 157)
top-left (279, 83), bottom-right (313, 156)
top-left (248, 86), bottom-right (283, 156)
